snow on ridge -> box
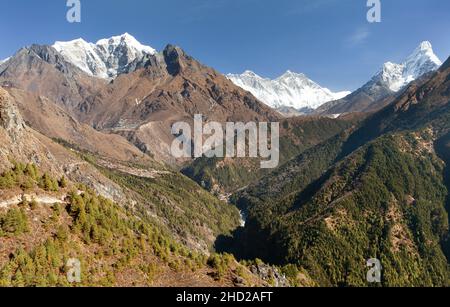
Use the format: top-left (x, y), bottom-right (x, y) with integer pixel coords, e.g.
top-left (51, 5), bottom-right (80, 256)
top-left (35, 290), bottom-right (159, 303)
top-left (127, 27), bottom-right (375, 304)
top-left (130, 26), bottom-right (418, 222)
top-left (0, 57), bottom-right (10, 65)
top-left (96, 32), bottom-right (156, 55)
top-left (53, 38), bottom-right (107, 78)
top-left (229, 41), bottom-right (441, 110)
top-left (377, 41), bottom-right (442, 92)
top-left (227, 70), bottom-right (351, 110)
top-left (52, 33), bottom-right (156, 79)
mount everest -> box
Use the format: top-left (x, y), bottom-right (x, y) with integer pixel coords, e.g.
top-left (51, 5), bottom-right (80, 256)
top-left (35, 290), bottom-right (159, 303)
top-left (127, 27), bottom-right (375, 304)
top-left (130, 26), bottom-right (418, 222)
top-left (227, 70), bottom-right (351, 111)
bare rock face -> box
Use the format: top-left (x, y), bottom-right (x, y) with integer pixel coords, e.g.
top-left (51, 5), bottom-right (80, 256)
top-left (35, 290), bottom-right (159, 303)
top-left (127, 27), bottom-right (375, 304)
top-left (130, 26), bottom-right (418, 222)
top-left (0, 87), bottom-right (25, 140)
top-left (249, 263), bottom-right (290, 287)
top-left (163, 44), bottom-right (187, 76)
top-left (0, 45), bottom-right (106, 110)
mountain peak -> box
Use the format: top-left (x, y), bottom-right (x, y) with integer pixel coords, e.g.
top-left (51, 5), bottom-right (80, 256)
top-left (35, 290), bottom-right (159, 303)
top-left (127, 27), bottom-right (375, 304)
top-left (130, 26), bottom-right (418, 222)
top-left (242, 70), bottom-right (259, 77)
top-left (163, 44), bottom-right (188, 76)
top-left (54, 37), bottom-right (89, 46)
top-left (414, 41), bottom-right (433, 53)
top-left (53, 34), bottom-right (156, 79)
top-left (278, 70), bottom-right (307, 80)
top-left (405, 40), bottom-right (442, 67)
top-left (417, 40), bottom-right (433, 51)
top-left (116, 32), bottom-right (134, 40)
top-left (228, 70), bottom-right (350, 110)
top-left (96, 33), bottom-right (156, 55)
top-left (375, 41), bottom-right (442, 92)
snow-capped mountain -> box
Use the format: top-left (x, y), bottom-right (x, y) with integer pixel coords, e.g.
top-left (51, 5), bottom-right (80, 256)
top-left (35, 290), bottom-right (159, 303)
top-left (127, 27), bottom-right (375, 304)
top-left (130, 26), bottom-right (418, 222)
top-left (316, 41), bottom-right (443, 115)
top-left (227, 70), bottom-right (350, 110)
top-left (371, 41), bottom-right (442, 92)
top-left (53, 33), bottom-right (156, 79)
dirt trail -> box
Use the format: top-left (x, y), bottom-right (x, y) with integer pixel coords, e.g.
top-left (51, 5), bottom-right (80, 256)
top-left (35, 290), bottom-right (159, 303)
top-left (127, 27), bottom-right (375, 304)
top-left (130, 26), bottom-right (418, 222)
top-left (0, 194), bottom-right (66, 209)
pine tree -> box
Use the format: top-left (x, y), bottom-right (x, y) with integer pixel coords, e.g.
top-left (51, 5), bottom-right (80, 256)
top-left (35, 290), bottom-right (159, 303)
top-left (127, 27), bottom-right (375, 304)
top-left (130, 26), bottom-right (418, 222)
top-left (59, 176), bottom-right (68, 188)
top-left (24, 163), bottom-right (39, 180)
top-left (0, 171), bottom-right (16, 189)
top-left (39, 173), bottom-right (59, 192)
top-left (20, 176), bottom-right (34, 190)
top-left (1, 208), bottom-right (29, 235)
top-left (12, 270), bottom-right (25, 287)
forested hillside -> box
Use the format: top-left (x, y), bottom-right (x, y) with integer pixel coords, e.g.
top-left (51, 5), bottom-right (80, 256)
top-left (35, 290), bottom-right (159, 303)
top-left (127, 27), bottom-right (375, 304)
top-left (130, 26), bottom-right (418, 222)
top-left (225, 58), bottom-right (450, 287)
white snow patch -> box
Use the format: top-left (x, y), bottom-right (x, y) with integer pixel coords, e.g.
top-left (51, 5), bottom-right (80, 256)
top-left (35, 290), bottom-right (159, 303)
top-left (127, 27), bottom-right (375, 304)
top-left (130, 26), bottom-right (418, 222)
top-left (0, 57), bottom-right (10, 65)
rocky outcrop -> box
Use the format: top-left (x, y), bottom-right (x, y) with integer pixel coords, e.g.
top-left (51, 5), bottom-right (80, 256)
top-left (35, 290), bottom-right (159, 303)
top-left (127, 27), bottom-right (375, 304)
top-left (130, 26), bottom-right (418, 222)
top-left (0, 87), bottom-right (25, 141)
top-left (163, 45), bottom-right (185, 76)
top-left (249, 263), bottom-right (290, 287)
top-left (0, 45), bottom-right (106, 110)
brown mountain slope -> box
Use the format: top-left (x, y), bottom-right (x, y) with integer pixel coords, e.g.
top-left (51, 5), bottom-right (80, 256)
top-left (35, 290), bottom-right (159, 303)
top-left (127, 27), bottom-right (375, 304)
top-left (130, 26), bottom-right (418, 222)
top-left (224, 58), bottom-right (450, 286)
top-left (78, 45), bottom-right (279, 126)
top-left (0, 45), bottom-right (162, 164)
top-left (75, 45), bottom-right (281, 162)
top-left (0, 87), bottom-right (299, 287)
top-left (4, 87), bottom-right (151, 163)
top-left (1, 44), bottom-right (280, 163)
top-left (0, 86), bottom-right (243, 253)
top-left (0, 45), bottom-right (105, 110)
top-left (0, 87), bottom-right (125, 201)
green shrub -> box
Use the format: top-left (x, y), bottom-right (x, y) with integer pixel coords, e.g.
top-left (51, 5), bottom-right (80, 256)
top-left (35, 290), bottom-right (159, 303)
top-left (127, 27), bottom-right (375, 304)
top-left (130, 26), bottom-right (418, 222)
top-left (0, 208), bottom-right (29, 236)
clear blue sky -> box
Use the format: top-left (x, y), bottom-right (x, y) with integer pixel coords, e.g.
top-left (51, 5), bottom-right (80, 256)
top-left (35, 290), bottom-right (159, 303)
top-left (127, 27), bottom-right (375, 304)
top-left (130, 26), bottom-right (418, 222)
top-left (1, 0), bottom-right (449, 91)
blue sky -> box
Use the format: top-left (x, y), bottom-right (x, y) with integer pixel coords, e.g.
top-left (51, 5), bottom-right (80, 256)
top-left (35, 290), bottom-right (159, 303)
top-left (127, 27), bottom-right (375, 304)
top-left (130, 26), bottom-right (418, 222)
top-left (0, 0), bottom-right (449, 91)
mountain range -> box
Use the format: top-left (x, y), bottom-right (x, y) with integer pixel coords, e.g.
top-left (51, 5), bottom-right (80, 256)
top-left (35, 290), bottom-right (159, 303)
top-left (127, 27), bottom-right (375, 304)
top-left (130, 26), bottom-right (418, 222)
top-left (228, 41), bottom-right (441, 116)
top-left (0, 32), bottom-right (449, 287)
top-left (53, 33), bottom-right (156, 79)
top-left (227, 56), bottom-right (450, 286)
top-left (0, 35), bottom-right (279, 164)
top-left (227, 70), bottom-right (350, 112)
top-left (2, 35), bottom-right (441, 118)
